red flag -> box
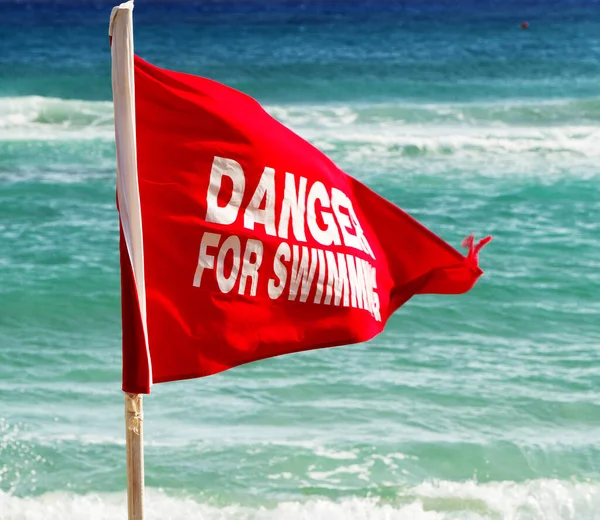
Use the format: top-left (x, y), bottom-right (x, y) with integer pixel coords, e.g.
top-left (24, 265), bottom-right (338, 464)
top-left (117, 55), bottom-right (490, 393)
top-left (112, 29), bottom-right (490, 393)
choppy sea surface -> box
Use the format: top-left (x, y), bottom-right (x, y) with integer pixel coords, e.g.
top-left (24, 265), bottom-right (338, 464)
top-left (1, 1), bottom-right (600, 518)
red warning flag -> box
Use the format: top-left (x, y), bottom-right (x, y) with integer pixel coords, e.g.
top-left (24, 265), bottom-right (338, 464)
top-left (111, 8), bottom-right (489, 394)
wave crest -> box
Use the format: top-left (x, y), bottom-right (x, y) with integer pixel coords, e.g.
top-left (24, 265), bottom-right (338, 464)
top-left (1, 479), bottom-right (599, 519)
top-left (0, 96), bottom-right (113, 140)
top-left (1, 96), bottom-right (598, 178)
top-left (266, 97), bottom-right (600, 127)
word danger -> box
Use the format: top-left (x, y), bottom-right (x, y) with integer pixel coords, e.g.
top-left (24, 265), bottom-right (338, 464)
top-left (193, 156), bottom-right (381, 321)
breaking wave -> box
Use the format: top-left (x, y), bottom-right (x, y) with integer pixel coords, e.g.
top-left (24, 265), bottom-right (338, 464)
top-left (0, 96), bottom-right (114, 140)
top-left (265, 101), bottom-right (600, 171)
top-left (266, 97), bottom-right (600, 127)
top-left (1, 95), bottom-right (598, 177)
top-left (1, 479), bottom-right (599, 520)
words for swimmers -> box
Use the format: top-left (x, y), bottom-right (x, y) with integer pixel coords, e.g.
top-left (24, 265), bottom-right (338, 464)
top-left (192, 157), bottom-right (381, 321)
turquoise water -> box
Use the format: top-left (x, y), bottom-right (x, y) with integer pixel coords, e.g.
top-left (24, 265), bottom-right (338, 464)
top-left (1, 1), bottom-right (600, 518)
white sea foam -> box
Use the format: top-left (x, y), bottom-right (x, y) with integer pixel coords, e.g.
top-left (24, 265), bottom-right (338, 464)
top-left (0, 96), bottom-right (114, 141)
top-left (1, 96), bottom-right (598, 178)
top-left (265, 97), bottom-right (600, 127)
top-left (264, 99), bottom-right (600, 174)
top-left (266, 105), bottom-right (600, 164)
top-left (1, 479), bottom-right (599, 519)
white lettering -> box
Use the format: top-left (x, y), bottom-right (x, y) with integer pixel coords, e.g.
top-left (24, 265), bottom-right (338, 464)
top-left (238, 239), bottom-right (264, 297)
top-left (331, 188), bottom-right (361, 251)
top-left (268, 242), bottom-right (291, 299)
top-left (347, 203), bottom-right (375, 259)
top-left (216, 235), bottom-right (241, 293)
top-left (324, 251), bottom-right (349, 306)
top-left (313, 248), bottom-right (326, 304)
top-left (244, 166), bottom-right (277, 236)
top-left (278, 172), bottom-right (307, 242)
top-left (307, 182), bottom-right (342, 247)
top-left (192, 232), bottom-right (221, 287)
top-left (346, 254), bottom-right (366, 309)
top-left (289, 245), bottom-right (318, 302)
top-left (205, 157), bottom-right (245, 225)
top-left (370, 264), bottom-right (381, 321)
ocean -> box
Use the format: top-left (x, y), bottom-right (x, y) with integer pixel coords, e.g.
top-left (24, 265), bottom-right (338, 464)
top-left (1, 1), bottom-right (600, 518)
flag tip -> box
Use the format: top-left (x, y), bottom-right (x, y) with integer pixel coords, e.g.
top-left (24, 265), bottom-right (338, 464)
top-left (462, 234), bottom-right (492, 268)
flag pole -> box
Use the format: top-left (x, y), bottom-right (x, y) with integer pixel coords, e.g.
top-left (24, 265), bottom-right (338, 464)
top-left (125, 393), bottom-right (145, 520)
top-left (110, 2), bottom-right (148, 519)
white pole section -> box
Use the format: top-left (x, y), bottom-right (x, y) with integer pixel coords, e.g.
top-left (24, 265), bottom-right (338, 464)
top-left (125, 393), bottom-right (145, 520)
top-left (109, 0), bottom-right (152, 385)
top-left (110, 3), bottom-right (149, 519)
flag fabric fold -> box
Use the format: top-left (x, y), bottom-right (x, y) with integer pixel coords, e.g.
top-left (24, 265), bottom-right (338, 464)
top-left (112, 10), bottom-right (489, 393)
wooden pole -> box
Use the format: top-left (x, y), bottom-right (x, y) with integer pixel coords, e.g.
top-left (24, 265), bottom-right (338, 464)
top-left (125, 392), bottom-right (145, 520)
